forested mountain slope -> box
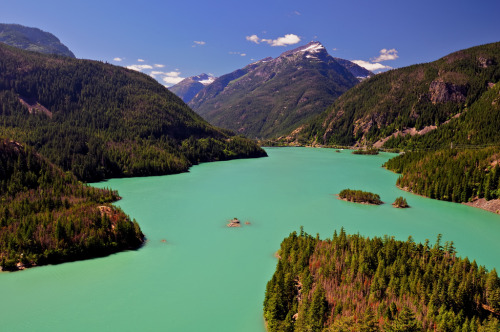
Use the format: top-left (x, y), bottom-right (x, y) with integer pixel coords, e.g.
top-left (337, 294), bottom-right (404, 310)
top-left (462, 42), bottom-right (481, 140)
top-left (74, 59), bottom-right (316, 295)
top-left (283, 42), bottom-right (500, 147)
top-left (0, 43), bottom-right (266, 182)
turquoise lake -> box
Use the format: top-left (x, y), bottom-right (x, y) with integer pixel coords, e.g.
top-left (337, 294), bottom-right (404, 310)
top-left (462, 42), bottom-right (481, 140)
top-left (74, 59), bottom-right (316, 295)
top-left (1, 147), bottom-right (499, 331)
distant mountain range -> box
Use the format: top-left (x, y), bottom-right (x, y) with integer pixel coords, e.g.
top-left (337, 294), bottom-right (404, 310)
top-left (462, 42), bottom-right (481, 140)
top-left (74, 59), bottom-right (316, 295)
top-left (0, 23), bottom-right (75, 57)
top-left (182, 41), bottom-right (371, 138)
top-left (282, 41), bottom-right (500, 148)
top-left (169, 73), bottom-right (216, 103)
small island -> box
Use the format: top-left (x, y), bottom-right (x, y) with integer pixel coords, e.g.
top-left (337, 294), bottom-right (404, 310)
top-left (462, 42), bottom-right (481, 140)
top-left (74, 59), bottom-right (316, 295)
top-left (227, 218), bottom-right (252, 227)
top-left (352, 148), bottom-right (379, 155)
top-left (393, 196), bottom-right (410, 208)
top-left (227, 218), bottom-right (241, 227)
top-left (338, 189), bottom-right (383, 205)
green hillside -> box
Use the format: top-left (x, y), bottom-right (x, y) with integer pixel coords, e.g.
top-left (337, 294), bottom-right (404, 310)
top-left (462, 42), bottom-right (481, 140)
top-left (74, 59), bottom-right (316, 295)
top-left (0, 43), bottom-right (266, 182)
top-left (284, 42), bottom-right (500, 147)
top-left (384, 147), bottom-right (500, 205)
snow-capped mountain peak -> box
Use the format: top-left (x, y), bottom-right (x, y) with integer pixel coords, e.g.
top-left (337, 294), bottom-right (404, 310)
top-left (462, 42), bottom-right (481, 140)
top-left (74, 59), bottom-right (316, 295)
top-left (169, 73), bottom-right (217, 102)
top-left (299, 41), bottom-right (325, 53)
top-left (280, 41), bottom-right (327, 58)
top-left (192, 73), bottom-right (215, 86)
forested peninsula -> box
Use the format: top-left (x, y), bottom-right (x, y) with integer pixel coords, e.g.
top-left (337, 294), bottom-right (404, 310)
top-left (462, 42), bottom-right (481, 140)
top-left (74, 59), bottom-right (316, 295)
top-left (0, 139), bottom-right (144, 271)
top-left (264, 228), bottom-right (500, 331)
top-left (385, 148), bottom-right (500, 213)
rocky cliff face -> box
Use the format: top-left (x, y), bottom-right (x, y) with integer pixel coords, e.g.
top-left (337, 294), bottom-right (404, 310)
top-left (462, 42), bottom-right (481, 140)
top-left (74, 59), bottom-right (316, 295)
top-left (429, 81), bottom-right (467, 104)
top-left (188, 41), bottom-right (360, 139)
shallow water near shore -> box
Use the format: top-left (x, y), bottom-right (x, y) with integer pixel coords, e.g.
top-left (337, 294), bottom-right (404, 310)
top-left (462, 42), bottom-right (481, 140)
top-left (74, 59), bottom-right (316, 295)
top-left (1, 147), bottom-right (499, 331)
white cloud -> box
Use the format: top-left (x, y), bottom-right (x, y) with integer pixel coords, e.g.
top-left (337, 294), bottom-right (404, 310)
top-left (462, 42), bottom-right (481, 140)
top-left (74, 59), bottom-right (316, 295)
top-left (351, 60), bottom-right (392, 72)
top-left (147, 70), bottom-right (185, 85)
top-left (162, 75), bottom-right (184, 85)
top-left (152, 71), bottom-right (184, 86)
top-left (137, 59), bottom-right (145, 62)
top-left (164, 71), bottom-right (181, 77)
top-left (247, 34), bottom-right (301, 47)
top-left (372, 48), bottom-right (399, 62)
top-left (113, 57), bottom-right (123, 62)
top-left (265, 34), bottom-right (301, 46)
top-left (229, 51), bottom-right (247, 56)
top-left (332, 48), bottom-right (338, 51)
top-left (154, 64), bottom-right (165, 68)
top-left (293, 11), bottom-right (301, 16)
top-left (246, 35), bottom-right (260, 44)
top-left (150, 71), bottom-right (165, 78)
top-left (127, 64), bottom-right (153, 71)
top-left (192, 41), bottom-right (206, 47)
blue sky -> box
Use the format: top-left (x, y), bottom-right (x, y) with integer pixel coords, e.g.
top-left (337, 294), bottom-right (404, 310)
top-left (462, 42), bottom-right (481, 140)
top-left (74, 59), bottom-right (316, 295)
top-left (2, 0), bottom-right (500, 86)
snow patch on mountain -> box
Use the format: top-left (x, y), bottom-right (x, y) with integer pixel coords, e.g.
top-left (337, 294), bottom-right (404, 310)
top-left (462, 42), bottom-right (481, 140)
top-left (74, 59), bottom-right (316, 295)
top-left (192, 74), bottom-right (216, 85)
top-left (300, 42), bottom-right (325, 53)
top-left (199, 77), bottom-right (215, 85)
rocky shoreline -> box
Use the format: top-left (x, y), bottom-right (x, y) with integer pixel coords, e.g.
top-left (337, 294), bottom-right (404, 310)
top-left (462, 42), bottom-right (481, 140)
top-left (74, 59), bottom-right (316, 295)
top-left (464, 198), bottom-right (500, 215)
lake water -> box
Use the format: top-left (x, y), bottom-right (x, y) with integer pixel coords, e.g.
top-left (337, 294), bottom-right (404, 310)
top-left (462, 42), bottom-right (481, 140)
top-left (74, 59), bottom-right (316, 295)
top-left (1, 147), bottom-right (499, 331)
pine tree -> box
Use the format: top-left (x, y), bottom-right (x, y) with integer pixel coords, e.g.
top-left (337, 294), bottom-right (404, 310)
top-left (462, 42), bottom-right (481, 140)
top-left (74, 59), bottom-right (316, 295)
top-left (306, 284), bottom-right (328, 331)
top-left (360, 307), bottom-right (379, 332)
top-left (387, 306), bottom-right (421, 331)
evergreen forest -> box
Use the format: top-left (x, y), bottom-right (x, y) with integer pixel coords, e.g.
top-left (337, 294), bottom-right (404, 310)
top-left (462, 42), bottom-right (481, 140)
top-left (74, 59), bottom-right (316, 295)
top-left (0, 43), bottom-right (266, 182)
top-left (338, 189), bottom-right (383, 205)
top-left (283, 42), bottom-right (500, 148)
top-left (264, 228), bottom-right (500, 331)
top-left (0, 139), bottom-right (144, 271)
top-left (384, 148), bottom-right (500, 203)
